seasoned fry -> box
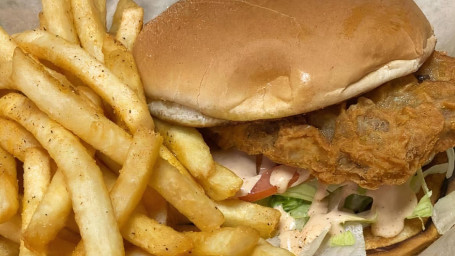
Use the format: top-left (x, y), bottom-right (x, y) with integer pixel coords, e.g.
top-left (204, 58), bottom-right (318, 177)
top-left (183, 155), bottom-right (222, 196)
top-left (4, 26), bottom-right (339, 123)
top-left (149, 158), bottom-right (224, 231)
top-left (110, 0), bottom-right (139, 34)
top-left (0, 146), bottom-right (18, 224)
top-left (184, 226), bottom-right (260, 256)
top-left (0, 236), bottom-right (19, 256)
top-left (76, 86), bottom-right (104, 115)
top-left (0, 93), bottom-right (124, 255)
top-left (93, 0), bottom-right (106, 27)
top-left (216, 199), bottom-right (281, 238)
top-left (155, 119), bottom-right (215, 179)
top-left (198, 163), bottom-right (243, 201)
top-left (23, 170), bottom-right (71, 253)
top-left (14, 30), bottom-right (154, 132)
top-left (0, 118), bottom-right (41, 162)
top-left (110, 128), bottom-right (161, 227)
top-left (38, 12), bottom-right (48, 31)
top-left (115, 6), bottom-right (144, 51)
top-left (71, 0), bottom-right (105, 61)
top-left (103, 34), bottom-right (146, 103)
top-left (11, 47), bottom-right (131, 164)
top-left (141, 187), bottom-right (168, 225)
top-left (158, 145), bottom-right (193, 180)
top-left (21, 147), bottom-right (51, 255)
top-left (0, 27), bottom-right (16, 89)
top-left (41, 0), bottom-right (79, 43)
top-left (122, 212), bottom-right (193, 256)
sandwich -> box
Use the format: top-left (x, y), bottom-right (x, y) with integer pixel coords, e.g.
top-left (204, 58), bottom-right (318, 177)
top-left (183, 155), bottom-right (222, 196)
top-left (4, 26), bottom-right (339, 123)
top-left (133, 0), bottom-right (455, 255)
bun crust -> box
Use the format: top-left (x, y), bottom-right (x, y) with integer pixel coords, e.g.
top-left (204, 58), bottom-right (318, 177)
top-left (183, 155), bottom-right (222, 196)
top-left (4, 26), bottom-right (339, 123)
top-left (134, 0), bottom-right (435, 121)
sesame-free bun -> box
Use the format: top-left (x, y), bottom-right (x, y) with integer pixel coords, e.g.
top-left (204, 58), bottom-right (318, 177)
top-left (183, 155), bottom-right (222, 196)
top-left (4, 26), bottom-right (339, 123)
top-left (134, 0), bottom-right (435, 123)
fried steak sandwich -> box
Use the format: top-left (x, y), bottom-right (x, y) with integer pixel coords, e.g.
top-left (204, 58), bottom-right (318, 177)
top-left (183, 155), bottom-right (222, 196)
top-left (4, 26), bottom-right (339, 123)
top-left (133, 0), bottom-right (455, 255)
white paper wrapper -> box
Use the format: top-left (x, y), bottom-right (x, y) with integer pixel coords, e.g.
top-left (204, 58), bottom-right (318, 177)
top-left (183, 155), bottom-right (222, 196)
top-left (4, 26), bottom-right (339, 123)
top-left (0, 0), bottom-right (455, 255)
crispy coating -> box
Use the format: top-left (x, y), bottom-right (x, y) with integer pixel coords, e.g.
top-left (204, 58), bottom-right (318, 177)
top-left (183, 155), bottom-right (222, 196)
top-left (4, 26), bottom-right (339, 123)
top-left (209, 52), bottom-right (455, 189)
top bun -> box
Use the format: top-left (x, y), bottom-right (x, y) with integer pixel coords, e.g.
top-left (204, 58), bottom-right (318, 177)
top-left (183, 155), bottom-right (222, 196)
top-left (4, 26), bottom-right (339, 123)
top-left (134, 0), bottom-right (435, 122)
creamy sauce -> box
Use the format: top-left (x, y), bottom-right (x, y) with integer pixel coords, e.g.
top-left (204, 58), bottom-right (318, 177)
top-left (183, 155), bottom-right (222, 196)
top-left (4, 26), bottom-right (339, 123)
top-left (367, 183), bottom-right (417, 238)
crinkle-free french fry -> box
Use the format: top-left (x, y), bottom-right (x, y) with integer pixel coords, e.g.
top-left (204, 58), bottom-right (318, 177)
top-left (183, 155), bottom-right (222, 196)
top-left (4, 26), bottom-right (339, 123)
top-left (184, 226), bottom-right (260, 256)
top-left (0, 146), bottom-right (18, 224)
top-left (198, 163), bottom-right (243, 201)
top-left (149, 158), bottom-right (224, 231)
top-left (0, 27), bottom-right (16, 89)
top-left (21, 147), bottom-right (51, 255)
top-left (251, 238), bottom-right (294, 256)
top-left (0, 118), bottom-right (41, 162)
top-left (110, 0), bottom-right (139, 34)
top-left (41, 0), bottom-right (79, 44)
top-left (155, 119), bottom-right (215, 179)
top-left (216, 199), bottom-right (281, 238)
top-left (103, 34), bottom-right (146, 103)
top-left (0, 214), bottom-right (20, 243)
top-left (0, 93), bottom-right (124, 256)
top-left (23, 170), bottom-right (71, 253)
top-left (71, 0), bottom-right (105, 62)
top-left (115, 6), bottom-right (143, 51)
top-left (14, 29), bottom-right (154, 132)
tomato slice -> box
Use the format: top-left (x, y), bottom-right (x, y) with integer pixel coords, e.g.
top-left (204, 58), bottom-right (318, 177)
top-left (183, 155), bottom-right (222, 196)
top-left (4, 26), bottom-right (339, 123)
top-left (239, 168), bottom-right (277, 202)
top-left (288, 171), bottom-right (300, 187)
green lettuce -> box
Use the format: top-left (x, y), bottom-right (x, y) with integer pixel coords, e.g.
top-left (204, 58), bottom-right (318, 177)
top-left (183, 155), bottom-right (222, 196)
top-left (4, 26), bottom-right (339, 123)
top-left (329, 230), bottom-right (355, 247)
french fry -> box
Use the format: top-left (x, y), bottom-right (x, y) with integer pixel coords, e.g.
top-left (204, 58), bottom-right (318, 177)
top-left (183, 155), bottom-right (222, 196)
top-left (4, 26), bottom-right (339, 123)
top-left (0, 118), bottom-right (41, 162)
top-left (41, 0), bottom-right (79, 44)
top-left (76, 86), bottom-right (105, 115)
top-left (0, 236), bottom-right (19, 256)
top-left (0, 146), bottom-right (18, 224)
top-left (159, 145), bottom-right (193, 180)
top-left (115, 6), bottom-right (144, 51)
top-left (10, 47), bottom-right (131, 164)
top-left (23, 170), bottom-right (71, 253)
top-left (0, 214), bottom-right (20, 243)
top-left (198, 163), bottom-right (243, 201)
top-left (122, 212), bottom-right (193, 256)
top-left (155, 119), bottom-right (215, 179)
top-left (110, 0), bottom-right (140, 34)
top-left (141, 187), bottom-right (168, 225)
top-left (14, 30), bottom-right (154, 132)
top-left (21, 147), bottom-right (51, 255)
top-left (71, 0), bottom-right (105, 62)
top-left (0, 27), bottom-right (16, 89)
top-left (0, 93), bottom-right (124, 255)
top-left (93, 0), bottom-right (106, 27)
top-left (125, 246), bottom-right (153, 256)
top-left (102, 34), bottom-right (146, 103)
top-left (149, 158), bottom-right (224, 231)
top-left (251, 239), bottom-right (294, 256)
top-left (216, 199), bottom-right (281, 238)
top-left (184, 226), bottom-right (260, 256)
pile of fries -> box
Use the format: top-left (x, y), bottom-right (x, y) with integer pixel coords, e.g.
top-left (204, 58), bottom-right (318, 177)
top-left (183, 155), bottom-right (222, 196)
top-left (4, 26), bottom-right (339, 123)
top-left (0, 0), bottom-right (292, 255)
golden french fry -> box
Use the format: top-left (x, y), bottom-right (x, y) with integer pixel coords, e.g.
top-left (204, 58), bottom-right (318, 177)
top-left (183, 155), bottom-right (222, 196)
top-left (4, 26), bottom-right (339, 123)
top-left (47, 237), bottom-right (76, 256)
top-left (110, 127), bottom-right (162, 227)
top-left (93, 0), bottom-right (106, 27)
top-left (115, 6), bottom-right (144, 51)
top-left (125, 246), bottom-right (153, 256)
top-left (41, 0), bottom-right (79, 44)
top-left (0, 27), bottom-right (16, 89)
top-left (23, 170), bottom-right (71, 253)
top-left (158, 145), bottom-right (194, 180)
top-left (184, 226), bottom-right (260, 256)
top-left (11, 46), bottom-right (131, 164)
top-left (14, 30), bottom-right (154, 132)
top-left (141, 187), bottom-right (168, 225)
top-left (110, 0), bottom-right (139, 34)
top-left (0, 118), bottom-right (41, 162)
top-left (0, 93), bottom-right (124, 255)
top-left (0, 214), bottom-right (20, 243)
top-left (216, 199), bottom-right (281, 238)
top-left (76, 86), bottom-right (104, 115)
top-left (155, 119), bottom-right (215, 179)
top-left (149, 158), bottom-right (224, 231)
top-left (198, 163), bottom-right (243, 201)
top-left (122, 212), bottom-right (193, 256)
top-left (103, 34), bottom-right (146, 103)
top-left (0, 146), bottom-right (18, 224)
top-left (71, 0), bottom-right (105, 61)
top-left (21, 147), bottom-right (52, 255)
top-left (251, 238), bottom-right (294, 256)
top-left (0, 236), bottom-right (19, 256)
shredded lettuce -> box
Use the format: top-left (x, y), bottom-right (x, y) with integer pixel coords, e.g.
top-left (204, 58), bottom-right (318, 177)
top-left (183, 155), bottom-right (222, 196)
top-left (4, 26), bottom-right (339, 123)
top-left (278, 181), bottom-right (317, 201)
top-left (329, 231), bottom-right (355, 247)
top-left (316, 224), bottom-right (366, 256)
top-left (407, 191), bottom-right (433, 222)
